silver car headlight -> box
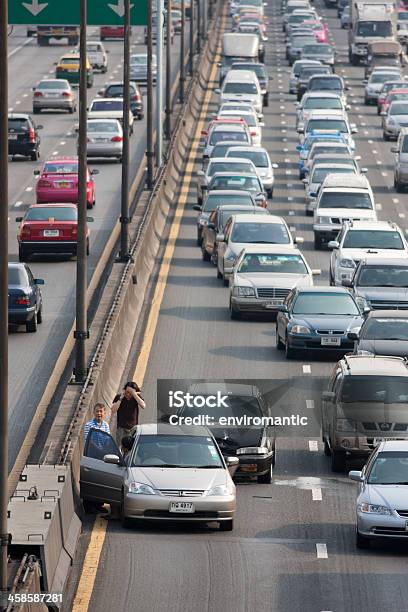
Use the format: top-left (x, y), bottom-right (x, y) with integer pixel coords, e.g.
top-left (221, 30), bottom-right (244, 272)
top-left (387, 118), bottom-right (396, 126)
top-left (315, 216), bottom-right (329, 224)
top-left (336, 418), bottom-right (357, 432)
top-left (356, 296), bottom-right (368, 310)
top-left (339, 258), bottom-right (356, 269)
top-left (129, 482), bottom-right (156, 495)
top-left (206, 483), bottom-right (234, 496)
top-left (290, 324), bottom-right (311, 334)
top-left (348, 325), bottom-right (361, 334)
top-left (236, 446), bottom-right (269, 455)
top-left (358, 503), bottom-right (392, 515)
top-left (232, 286), bottom-right (256, 297)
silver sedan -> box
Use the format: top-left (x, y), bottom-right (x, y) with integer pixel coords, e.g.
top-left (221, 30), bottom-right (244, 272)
top-left (32, 79), bottom-right (76, 114)
top-left (83, 119), bottom-right (123, 162)
top-left (350, 440), bottom-right (408, 549)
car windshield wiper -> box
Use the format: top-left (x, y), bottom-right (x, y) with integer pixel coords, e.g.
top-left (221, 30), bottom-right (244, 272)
top-left (375, 481), bottom-right (408, 485)
top-left (134, 463), bottom-right (180, 468)
top-left (180, 465), bottom-right (219, 469)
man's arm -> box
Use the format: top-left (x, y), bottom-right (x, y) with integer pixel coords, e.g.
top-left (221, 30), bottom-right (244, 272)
top-left (110, 394), bottom-right (122, 415)
top-left (130, 388), bottom-right (146, 409)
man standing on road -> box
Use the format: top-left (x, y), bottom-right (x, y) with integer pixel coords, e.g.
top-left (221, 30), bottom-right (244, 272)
top-left (111, 381), bottom-right (145, 446)
top-left (84, 403), bottom-right (110, 441)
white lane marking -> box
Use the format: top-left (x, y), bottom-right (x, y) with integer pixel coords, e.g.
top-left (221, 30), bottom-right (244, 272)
top-left (399, 212), bottom-right (406, 218)
top-left (316, 543), bottom-right (328, 559)
top-left (25, 187), bottom-right (32, 192)
top-left (7, 37), bottom-right (33, 59)
top-left (285, 158), bottom-right (291, 163)
top-left (381, 172), bottom-right (388, 177)
top-left (23, 93), bottom-right (28, 98)
top-left (60, 141), bottom-right (66, 145)
top-left (312, 487), bottom-right (322, 501)
top-left (283, 148), bottom-right (288, 152)
top-left (364, 130), bottom-right (369, 135)
top-left (282, 137), bottom-right (287, 142)
top-left (289, 210), bottom-right (295, 215)
top-left (66, 131), bottom-right (72, 136)
top-left (14, 201), bottom-right (22, 207)
top-left (376, 160), bottom-right (382, 165)
top-left (358, 114), bottom-right (363, 119)
top-left (303, 364), bottom-right (311, 374)
top-left (376, 203), bottom-right (382, 210)
top-left (393, 198), bottom-right (400, 204)
top-left (289, 226), bottom-right (296, 232)
top-left (8, 107), bottom-right (13, 112)
top-left (287, 183), bottom-right (293, 188)
top-left (306, 399), bottom-right (315, 409)
top-left (309, 440), bottom-right (318, 452)
top-left (361, 122), bottom-right (366, 127)
top-left (288, 196), bottom-right (293, 201)
top-left (280, 106), bottom-right (285, 110)
top-left (368, 139), bottom-right (373, 144)
top-left (285, 169), bottom-right (292, 174)
top-left (281, 129), bottom-right (287, 133)
top-left (372, 150), bottom-right (378, 154)
top-left (52, 151), bottom-right (59, 155)
top-left (15, 101), bottom-right (21, 105)
top-left (281, 121), bottom-right (286, 125)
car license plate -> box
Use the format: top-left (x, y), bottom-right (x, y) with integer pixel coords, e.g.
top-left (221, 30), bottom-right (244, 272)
top-left (169, 502), bottom-right (194, 513)
top-left (45, 93), bottom-right (59, 97)
top-left (321, 337), bottom-right (341, 346)
top-left (44, 229), bottom-right (59, 237)
top-left (57, 181), bottom-right (70, 188)
top-left (67, 69), bottom-right (78, 73)
top-left (8, 134), bottom-right (17, 140)
top-left (264, 299), bottom-right (283, 309)
top-left (95, 137), bottom-right (109, 142)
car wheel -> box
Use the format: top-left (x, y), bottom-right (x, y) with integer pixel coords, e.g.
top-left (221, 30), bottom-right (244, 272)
top-left (30, 150), bottom-right (39, 161)
top-left (285, 334), bottom-right (294, 359)
top-left (117, 156), bottom-right (123, 163)
top-left (33, 108), bottom-right (40, 114)
top-left (230, 300), bottom-right (241, 320)
top-left (120, 494), bottom-right (132, 529)
top-left (219, 520), bottom-right (233, 531)
top-left (257, 465), bottom-right (272, 483)
top-left (18, 247), bottom-right (26, 262)
top-left (314, 234), bottom-right (322, 250)
top-left (69, 106), bottom-right (75, 114)
top-left (267, 188), bottom-right (273, 199)
top-left (223, 277), bottom-right (229, 287)
top-left (383, 132), bottom-right (390, 141)
top-left (364, 97), bottom-right (369, 105)
top-left (201, 245), bottom-right (210, 261)
top-left (276, 325), bottom-right (284, 350)
top-left (138, 113), bottom-right (144, 120)
top-left (217, 267), bottom-right (222, 279)
top-left (323, 437), bottom-right (331, 456)
top-left (86, 240), bottom-right (90, 256)
top-left (396, 179), bottom-right (403, 193)
top-left (264, 94), bottom-right (269, 107)
top-left (37, 306), bottom-right (43, 324)
top-left (356, 529), bottom-right (370, 549)
top-left (331, 449), bottom-right (346, 472)
top-left (26, 315), bottom-right (37, 333)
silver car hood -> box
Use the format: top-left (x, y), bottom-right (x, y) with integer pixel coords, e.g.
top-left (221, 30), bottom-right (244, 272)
top-left (234, 272), bottom-right (312, 288)
top-left (128, 466), bottom-right (227, 490)
top-left (366, 484), bottom-right (408, 508)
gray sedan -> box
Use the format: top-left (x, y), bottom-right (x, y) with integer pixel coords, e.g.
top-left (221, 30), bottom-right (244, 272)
top-left (350, 309), bottom-right (408, 357)
top-left (350, 440), bottom-right (408, 548)
top-left (82, 119), bottom-right (123, 162)
top-left (382, 101), bottom-right (408, 140)
top-left (32, 79), bottom-right (76, 114)
top-left (130, 53), bottom-right (157, 84)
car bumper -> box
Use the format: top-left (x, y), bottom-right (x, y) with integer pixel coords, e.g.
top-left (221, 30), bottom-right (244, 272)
top-left (396, 168), bottom-right (408, 183)
top-left (33, 99), bottom-right (74, 110)
top-left (8, 142), bottom-right (37, 155)
top-left (231, 296), bottom-right (285, 313)
top-left (288, 334), bottom-right (354, 351)
top-left (8, 306), bottom-right (36, 324)
top-left (123, 492), bottom-right (236, 521)
top-left (235, 452), bottom-right (273, 476)
top-left (313, 226), bottom-right (341, 242)
top-left (357, 511), bottom-right (408, 539)
top-left (19, 240), bottom-right (78, 254)
top-left (86, 143), bottom-right (122, 157)
top-left (384, 124), bottom-right (401, 137)
top-left (36, 189), bottom-right (79, 203)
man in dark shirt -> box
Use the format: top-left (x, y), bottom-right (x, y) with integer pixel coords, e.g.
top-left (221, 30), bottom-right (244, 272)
top-left (111, 381), bottom-right (145, 445)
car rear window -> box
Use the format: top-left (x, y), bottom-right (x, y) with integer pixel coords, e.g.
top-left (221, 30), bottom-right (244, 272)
top-left (44, 162), bottom-right (78, 173)
top-left (38, 80), bottom-right (69, 89)
top-left (60, 58), bottom-right (79, 65)
top-left (91, 100), bottom-right (123, 111)
top-left (25, 207), bottom-right (77, 221)
top-left (223, 82), bottom-right (258, 94)
top-left (8, 118), bottom-right (29, 130)
top-left (88, 121), bottom-right (120, 133)
top-left (211, 176), bottom-right (259, 191)
top-left (8, 267), bottom-right (27, 285)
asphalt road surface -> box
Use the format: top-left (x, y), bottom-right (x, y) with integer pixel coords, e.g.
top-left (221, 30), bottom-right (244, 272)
top-left (65, 2), bottom-right (408, 612)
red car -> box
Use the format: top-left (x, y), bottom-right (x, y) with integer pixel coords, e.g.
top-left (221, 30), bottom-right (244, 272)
top-left (380, 88), bottom-right (408, 115)
top-left (16, 203), bottom-right (92, 261)
top-left (303, 20), bottom-right (329, 43)
top-left (35, 157), bottom-right (98, 209)
top-left (100, 26), bottom-right (126, 39)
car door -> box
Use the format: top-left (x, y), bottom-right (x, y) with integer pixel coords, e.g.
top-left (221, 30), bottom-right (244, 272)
top-left (25, 265), bottom-right (39, 311)
top-left (330, 226), bottom-right (345, 279)
top-left (80, 429), bottom-right (127, 504)
top-left (277, 291), bottom-right (293, 340)
top-left (218, 217), bottom-right (232, 274)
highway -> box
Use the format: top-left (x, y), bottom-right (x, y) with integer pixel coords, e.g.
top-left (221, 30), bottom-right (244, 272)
top-left (6, 24), bottom-right (190, 471)
top-left (62, 2), bottom-right (408, 612)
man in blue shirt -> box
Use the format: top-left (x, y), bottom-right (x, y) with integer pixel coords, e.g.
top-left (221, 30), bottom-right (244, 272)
top-left (84, 403), bottom-right (110, 442)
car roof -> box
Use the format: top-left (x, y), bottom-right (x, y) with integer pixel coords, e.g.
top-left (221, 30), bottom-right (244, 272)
top-left (137, 423), bottom-right (213, 437)
top-left (206, 190), bottom-right (254, 197)
top-left (322, 173), bottom-right (369, 188)
top-left (340, 355), bottom-right (408, 376)
top-left (344, 220), bottom-right (399, 231)
top-left (232, 213), bottom-right (286, 223)
top-left (295, 286), bottom-right (350, 293)
top-left (8, 262), bottom-right (26, 269)
top-left (187, 382), bottom-right (260, 396)
top-left (366, 309), bottom-right (408, 319)
top-left (377, 440), bottom-right (408, 452)
top-left (8, 113), bottom-right (31, 119)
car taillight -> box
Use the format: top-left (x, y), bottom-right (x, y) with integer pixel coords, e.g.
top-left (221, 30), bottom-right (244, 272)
top-left (29, 128), bottom-right (36, 143)
top-left (62, 91), bottom-right (71, 97)
top-left (250, 131), bottom-right (257, 136)
top-left (111, 135), bottom-right (123, 142)
top-left (131, 93), bottom-right (141, 101)
top-left (34, 91), bottom-right (43, 97)
top-left (38, 179), bottom-right (52, 188)
top-left (15, 297), bottom-right (30, 305)
top-left (20, 226), bottom-right (31, 239)
top-left (72, 226), bottom-right (78, 238)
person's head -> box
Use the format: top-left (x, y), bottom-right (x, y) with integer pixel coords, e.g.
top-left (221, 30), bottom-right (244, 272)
top-left (123, 381), bottom-right (140, 400)
top-left (93, 402), bottom-right (106, 423)
top-left (121, 435), bottom-right (134, 456)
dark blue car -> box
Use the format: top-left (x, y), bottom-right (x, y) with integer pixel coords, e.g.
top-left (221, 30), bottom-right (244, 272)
top-left (276, 287), bottom-right (363, 358)
top-left (8, 262), bottom-right (44, 333)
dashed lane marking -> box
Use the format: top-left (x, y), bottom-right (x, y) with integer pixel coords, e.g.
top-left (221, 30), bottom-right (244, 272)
top-left (316, 543), bottom-right (328, 559)
top-left (309, 440), bottom-right (318, 452)
top-left (312, 487), bottom-right (322, 501)
top-left (303, 364), bottom-right (311, 374)
top-left (306, 399), bottom-right (315, 409)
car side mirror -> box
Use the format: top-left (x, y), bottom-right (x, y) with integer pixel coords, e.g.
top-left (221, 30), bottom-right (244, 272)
top-left (341, 278), bottom-right (352, 287)
top-left (309, 191), bottom-right (317, 198)
top-left (33, 170), bottom-right (40, 176)
top-left (346, 104), bottom-right (351, 110)
top-left (354, 155), bottom-right (361, 161)
top-left (362, 79), bottom-right (368, 84)
top-left (197, 170), bottom-right (204, 176)
top-left (226, 456), bottom-right (239, 476)
top-left (103, 454), bottom-right (121, 465)
top-left (380, 111), bottom-right (387, 116)
top-left (345, 86), bottom-right (350, 91)
top-left (86, 216), bottom-right (94, 222)
top-left (294, 236), bottom-right (303, 244)
top-left (91, 169), bottom-right (99, 175)
top-left (351, 127), bottom-right (358, 134)
top-left (322, 391), bottom-right (335, 402)
top-left (259, 122), bottom-right (265, 127)
top-left (363, 306), bottom-right (371, 315)
top-left (360, 167), bottom-right (368, 173)
top-left (347, 331), bottom-right (359, 341)
top-left (201, 130), bottom-right (208, 136)
top-left (216, 233), bottom-right (225, 242)
top-left (276, 304), bottom-right (288, 312)
top-left (297, 126), bottom-right (304, 134)
top-left (34, 278), bottom-right (45, 285)
top-left (272, 163), bottom-right (279, 169)
top-left (214, 88), bottom-right (221, 94)
top-left (15, 217), bottom-right (23, 222)
top-left (97, 89), bottom-right (104, 96)
top-left (302, 178), bottom-right (308, 184)
top-left (296, 145), bottom-right (302, 151)
top-left (349, 470), bottom-right (363, 482)
top-left (327, 240), bottom-right (339, 249)
top-left (193, 204), bottom-right (202, 211)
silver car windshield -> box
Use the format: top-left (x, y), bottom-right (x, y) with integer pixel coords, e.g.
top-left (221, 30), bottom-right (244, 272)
top-left (238, 253), bottom-right (307, 273)
top-left (357, 266), bottom-right (408, 287)
top-left (231, 222), bottom-right (290, 244)
top-left (362, 319), bottom-right (408, 340)
top-left (368, 452), bottom-right (408, 484)
top-left (292, 293), bottom-right (359, 315)
top-left (131, 435), bottom-right (224, 468)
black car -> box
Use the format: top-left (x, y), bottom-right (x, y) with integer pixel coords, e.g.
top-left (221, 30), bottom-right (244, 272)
top-left (179, 383), bottom-right (276, 483)
top-left (97, 81), bottom-right (144, 119)
top-left (297, 65), bottom-right (332, 100)
top-left (276, 287), bottom-right (363, 358)
top-left (8, 113), bottom-right (42, 161)
top-left (230, 62), bottom-right (270, 106)
top-left (343, 257), bottom-right (408, 310)
top-left (349, 309), bottom-right (408, 357)
top-left (8, 262), bottom-right (44, 333)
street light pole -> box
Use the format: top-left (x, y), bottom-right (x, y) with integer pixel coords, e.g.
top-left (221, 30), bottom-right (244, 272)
top-left (0, 0), bottom-right (9, 597)
top-left (146, 0), bottom-right (154, 188)
top-left (165, 0), bottom-right (172, 140)
top-left (196, 0), bottom-right (201, 54)
top-left (156, 1), bottom-right (164, 166)
top-left (119, 0), bottom-right (131, 260)
top-left (179, 0), bottom-right (185, 103)
top-left (74, 0), bottom-right (88, 383)
top-left (188, 0), bottom-right (194, 75)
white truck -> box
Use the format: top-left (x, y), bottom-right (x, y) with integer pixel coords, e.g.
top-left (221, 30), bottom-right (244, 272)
top-left (219, 33), bottom-right (260, 85)
top-left (348, 0), bottom-right (397, 65)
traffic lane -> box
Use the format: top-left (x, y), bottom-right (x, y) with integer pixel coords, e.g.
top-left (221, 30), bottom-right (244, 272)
top-left (6, 28), bottom-right (191, 471)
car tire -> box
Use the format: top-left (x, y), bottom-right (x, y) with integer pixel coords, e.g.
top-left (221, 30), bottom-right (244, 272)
top-left (138, 113), bottom-right (144, 120)
top-left (30, 150), bottom-right (39, 161)
top-left (331, 449), bottom-right (346, 472)
top-left (285, 334), bottom-right (294, 359)
top-left (201, 245), bottom-right (210, 261)
top-left (395, 179), bottom-right (403, 193)
top-left (267, 188), bottom-right (273, 199)
top-left (33, 108), bottom-right (40, 114)
top-left (257, 465), bottom-right (272, 483)
top-left (230, 300), bottom-right (241, 320)
top-left (26, 315), bottom-right (37, 333)
top-left (356, 529), bottom-right (370, 549)
top-left (86, 240), bottom-right (90, 256)
top-left (264, 94), bottom-right (269, 107)
top-left (69, 106), bottom-right (75, 114)
top-left (18, 247), bottom-right (26, 262)
top-left (37, 306), bottom-right (43, 324)
top-left (219, 520), bottom-right (233, 531)
top-left (223, 277), bottom-right (229, 287)
top-left (120, 495), bottom-right (132, 529)
top-left (276, 326), bottom-right (284, 350)
top-left (323, 437), bottom-right (331, 456)
top-left (217, 267), bottom-right (222, 279)
top-left (383, 132), bottom-right (390, 141)
top-left (314, 234), bottom-right (322, 250)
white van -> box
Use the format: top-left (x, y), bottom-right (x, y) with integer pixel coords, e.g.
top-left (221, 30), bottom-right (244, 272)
top-left (216, 70), bottom-right (263, 115)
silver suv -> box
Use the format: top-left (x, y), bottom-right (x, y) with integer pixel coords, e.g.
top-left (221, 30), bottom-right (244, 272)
top-left (392, 127), bottom-right (408, 191)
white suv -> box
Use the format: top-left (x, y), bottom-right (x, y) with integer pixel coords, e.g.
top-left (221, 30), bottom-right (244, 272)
top-left (329, 220), bottom-right (408, 285)
top-left (312, 173), bottom-right (377, 249)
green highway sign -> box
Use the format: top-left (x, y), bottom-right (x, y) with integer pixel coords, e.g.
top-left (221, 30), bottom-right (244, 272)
top-left (8, 0), bottom-right (148, 26)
